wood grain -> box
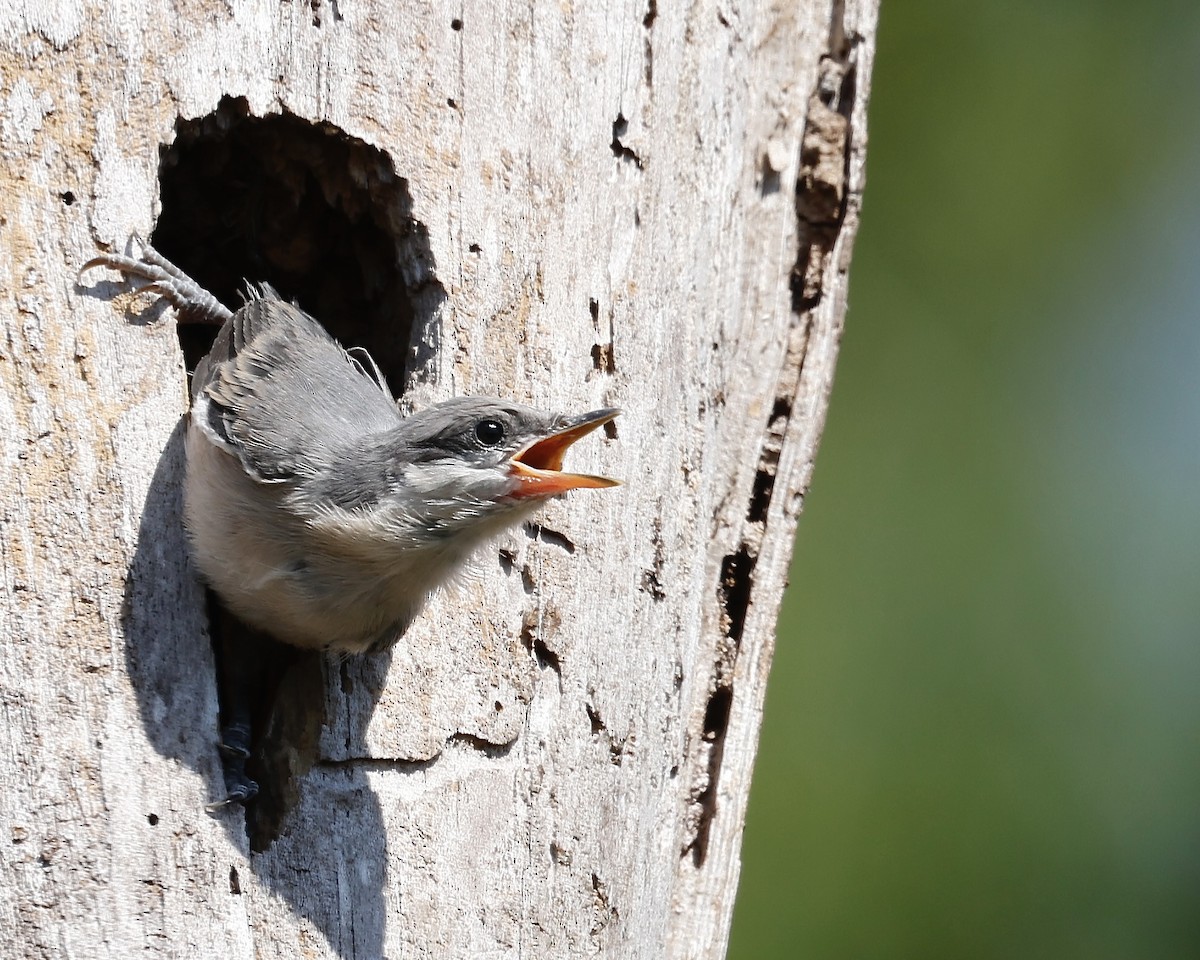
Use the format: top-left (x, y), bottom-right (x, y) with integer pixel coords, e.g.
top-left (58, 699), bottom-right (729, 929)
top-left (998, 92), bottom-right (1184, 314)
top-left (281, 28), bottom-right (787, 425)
top-left (0, 1), bottom-right (877, 956)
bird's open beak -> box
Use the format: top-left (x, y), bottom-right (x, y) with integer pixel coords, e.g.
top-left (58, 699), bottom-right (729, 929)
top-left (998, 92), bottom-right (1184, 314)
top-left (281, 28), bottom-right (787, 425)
top-left (508, 408), bottom-right (621, 498)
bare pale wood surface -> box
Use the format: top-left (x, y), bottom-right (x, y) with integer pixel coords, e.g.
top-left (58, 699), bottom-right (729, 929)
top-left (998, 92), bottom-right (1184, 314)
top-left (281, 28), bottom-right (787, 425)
top-left (0, 1), bottom-right (876, 956)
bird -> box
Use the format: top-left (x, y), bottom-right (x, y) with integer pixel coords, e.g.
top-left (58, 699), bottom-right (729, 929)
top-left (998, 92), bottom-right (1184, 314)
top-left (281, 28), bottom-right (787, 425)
top-left (84, 238), bottom-right (619, 803)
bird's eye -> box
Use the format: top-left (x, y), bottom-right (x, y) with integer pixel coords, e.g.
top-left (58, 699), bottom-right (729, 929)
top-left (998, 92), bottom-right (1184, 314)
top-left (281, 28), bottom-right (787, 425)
top-left (474, 418), bottom-right (506, 446)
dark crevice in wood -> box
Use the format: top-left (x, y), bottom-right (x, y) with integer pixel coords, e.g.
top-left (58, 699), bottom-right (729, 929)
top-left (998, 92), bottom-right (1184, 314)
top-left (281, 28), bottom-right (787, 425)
top-left (525, 522), bottom-right (576, 554)
top-left (717, 545), bottom-right (755, 646)
top-left (703, 686), bottom-right (733, 741)
top-left (747, 397), bottom-right (792, 523)
top-left (642, 0), bottom-right (657, 85)
top-left (791, 15), bottom-right (858, 315)
top-left (316, 730), bottom-right (517, 772)
top-left (747, 466), bottom-right (776, 525)
top-left (521, 611), bottom-right (563, 676)
top-left (448, 732), bottom-right (516, 758)
top-left (316, 754), bottom-right (440, 774)
top-left (685, 684), bottom-right (733, 866)
top-left (610, 114), bottom-right (644, 170)
top-left (591, 342), bottom-right (616, 374)
top-left (759, 161), bottom-right (781, 198)
top-left (685, 538), bottom-right (758, 865)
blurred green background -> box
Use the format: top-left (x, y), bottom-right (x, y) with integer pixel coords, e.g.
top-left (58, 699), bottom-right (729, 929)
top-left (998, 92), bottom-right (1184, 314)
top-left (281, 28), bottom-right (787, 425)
top-left (730, 1), bottom-right (1200, 957)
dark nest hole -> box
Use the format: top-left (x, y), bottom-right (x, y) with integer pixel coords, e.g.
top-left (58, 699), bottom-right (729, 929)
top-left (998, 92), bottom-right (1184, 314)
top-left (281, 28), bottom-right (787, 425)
top-left (149, 96), bottom-right (442, 849)
top-left (152, 94), bottom-right (438, 397)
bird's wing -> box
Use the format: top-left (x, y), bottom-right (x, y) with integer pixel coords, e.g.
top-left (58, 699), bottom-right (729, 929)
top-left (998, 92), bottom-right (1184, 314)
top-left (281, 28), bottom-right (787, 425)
top-left (193, 296), bottom-right (401, 483)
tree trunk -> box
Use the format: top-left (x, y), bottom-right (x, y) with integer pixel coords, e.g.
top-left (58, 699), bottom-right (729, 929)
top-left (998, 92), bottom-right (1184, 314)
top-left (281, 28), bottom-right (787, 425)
top-left (0, 1), bottom-right (876, 957)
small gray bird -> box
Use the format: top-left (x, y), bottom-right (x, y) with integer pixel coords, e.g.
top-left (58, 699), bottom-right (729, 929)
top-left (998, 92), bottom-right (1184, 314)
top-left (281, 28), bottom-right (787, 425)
top-left (87, 240), bottom-right (618, 653)
top-left (85, 240), bottom-right (618, 802)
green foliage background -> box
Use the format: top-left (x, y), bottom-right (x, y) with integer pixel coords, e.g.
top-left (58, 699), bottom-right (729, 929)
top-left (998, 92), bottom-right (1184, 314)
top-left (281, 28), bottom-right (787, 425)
top-left (730, 1), bottom-right (1200, 956)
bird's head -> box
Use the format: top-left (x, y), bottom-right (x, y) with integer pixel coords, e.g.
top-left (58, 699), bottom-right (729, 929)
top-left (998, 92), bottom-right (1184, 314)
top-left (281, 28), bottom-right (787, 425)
top-left (381, 398), bottom-right (619, 536)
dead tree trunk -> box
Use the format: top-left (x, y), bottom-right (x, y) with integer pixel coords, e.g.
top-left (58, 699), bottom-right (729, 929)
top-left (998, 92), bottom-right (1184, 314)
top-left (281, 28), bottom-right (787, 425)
top-left (0, 1), bottom-right (876, 957)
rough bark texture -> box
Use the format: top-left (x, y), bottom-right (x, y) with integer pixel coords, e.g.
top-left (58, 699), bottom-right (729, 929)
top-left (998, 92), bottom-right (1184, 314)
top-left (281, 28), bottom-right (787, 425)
top-left (0, 1), bottom-right (876, 957)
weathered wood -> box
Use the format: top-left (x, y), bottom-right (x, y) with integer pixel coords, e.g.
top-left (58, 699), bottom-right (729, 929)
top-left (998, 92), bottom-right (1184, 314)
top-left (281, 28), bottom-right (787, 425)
top-left (0, 1), bottom-right (876, 956)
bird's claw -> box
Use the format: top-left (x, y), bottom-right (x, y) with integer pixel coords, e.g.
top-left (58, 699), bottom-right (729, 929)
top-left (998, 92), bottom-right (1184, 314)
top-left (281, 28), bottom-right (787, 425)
top-left (206, 722), bottom-right (259, 810)
top-left (205, 776), bottom-right (260, 813)
top-left (81, 235), bottom-right (233, 326)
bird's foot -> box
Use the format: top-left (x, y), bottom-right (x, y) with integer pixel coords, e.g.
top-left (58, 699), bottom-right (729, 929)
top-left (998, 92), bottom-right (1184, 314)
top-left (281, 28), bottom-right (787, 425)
top-left (81, 234), bottom-right (233, 326)
top-left (206, 722), bottom-right (260, 811)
